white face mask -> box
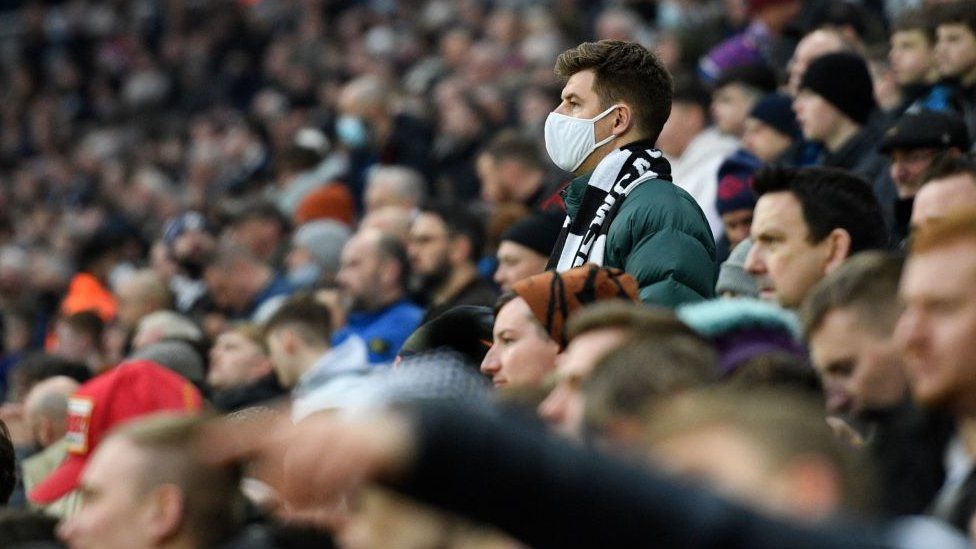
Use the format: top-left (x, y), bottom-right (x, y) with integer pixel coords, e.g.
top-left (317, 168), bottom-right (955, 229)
top-left (544, 104), bottom-right (620, 173)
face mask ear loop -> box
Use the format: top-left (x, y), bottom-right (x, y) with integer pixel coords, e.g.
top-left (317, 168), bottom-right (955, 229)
top-left (591, 105), bottom-right (620, 150)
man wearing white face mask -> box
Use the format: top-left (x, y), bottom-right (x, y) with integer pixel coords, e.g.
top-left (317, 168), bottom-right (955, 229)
top-left (335, 75), bottom-right (434, 210)
top-left (544, 40), bottom-right (717, 306)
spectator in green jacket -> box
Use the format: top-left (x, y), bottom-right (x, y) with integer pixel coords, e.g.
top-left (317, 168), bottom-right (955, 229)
top-left (543, 40), bottom-right (717, 307)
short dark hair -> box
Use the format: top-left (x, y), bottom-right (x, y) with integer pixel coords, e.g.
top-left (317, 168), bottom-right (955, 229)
top-left (584, 335), bottom-right (717, 433)
top-left (117, 414), bottom-right (247, 547)
top-left (713, 63), bottom-right (778, 95)
top-left (482, 130), bottom-right (545, 171)
top-left (752, 166), bottom-right (889, 253)
top-left (227, 200), bottom-right (291, 233)
top-left (892, 6), bottom-right (937, 44)
top-left (0, 420), bottom-right (13, 504)
top-left (60, 311), bottom-right (105, 350)
top-left (555, 40), bottom-right (673, 143)
top-left (800, 251), bottom-right (906, 338)
top-left (934, 0), bottom-right (976, 36)
top-left (421, 204), bottom-right (486, 263)
top-left (263, 294), bottom-right (332, 346)
top-left (7, 353), bottom-right (91, 403)
top-left (566, 300), bottom-right (700, 343)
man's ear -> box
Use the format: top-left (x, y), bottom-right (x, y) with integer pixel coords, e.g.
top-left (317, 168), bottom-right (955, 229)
top-left (612, 104), bottom-right (634, 137)
top-left (38, 417), bottom-right (55, 448)
top-left (822, 228), bottom-right (852, 275)
top-left (145, 484), bottom-right (185, 543)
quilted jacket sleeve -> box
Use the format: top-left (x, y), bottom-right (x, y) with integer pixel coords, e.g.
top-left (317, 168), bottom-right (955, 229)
top-left (605, 180), bottom-right (717, 307)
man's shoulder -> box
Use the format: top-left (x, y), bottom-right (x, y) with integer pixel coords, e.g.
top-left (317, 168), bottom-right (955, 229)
top-left (614, 178), bottom-right (707, 225)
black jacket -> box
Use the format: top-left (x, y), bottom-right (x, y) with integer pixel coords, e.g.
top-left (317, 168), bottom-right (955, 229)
top-left (392, 405), bottom-right (902, 549)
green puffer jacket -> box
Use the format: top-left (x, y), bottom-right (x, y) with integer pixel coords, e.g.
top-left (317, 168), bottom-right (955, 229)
top-left (563, 172), bottom-right (717, 307)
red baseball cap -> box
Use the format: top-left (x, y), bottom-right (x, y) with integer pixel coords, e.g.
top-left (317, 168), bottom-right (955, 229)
top-left (28, 359), bottom-right (203, 505)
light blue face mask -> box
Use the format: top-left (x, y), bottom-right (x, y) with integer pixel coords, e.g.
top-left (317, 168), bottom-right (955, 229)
top-left (336, 115), bottom-right (370, 149)
top-left (287, 263), bottom-right (323, 289)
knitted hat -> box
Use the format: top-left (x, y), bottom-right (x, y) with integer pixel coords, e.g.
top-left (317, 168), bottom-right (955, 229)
top-left (716, 151), bottom-right (761, 215)
top-left (800, 53), bottom-right (876, 125)
top-left (512, 264), bottom-right (638, 349)
top-left (291, 219), bottom-right (352, 273)
top-left (499, 212), bottom-right (564, 257)
top-left (879, 110), bottom-right (970, 154)
top-left (294, 183), bottom-right (356, 227)
top-left (716, 238), bottom-right (760, 298)
top-left (748, 93), bottom-right (802, 140)
top-left (676, 298), bottom-right (805, 376)
top-left (128, 340), bottom-right (206, 386)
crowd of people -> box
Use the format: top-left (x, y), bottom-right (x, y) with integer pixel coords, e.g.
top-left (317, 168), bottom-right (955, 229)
top-left (1, 0), bottom-right (976, 546)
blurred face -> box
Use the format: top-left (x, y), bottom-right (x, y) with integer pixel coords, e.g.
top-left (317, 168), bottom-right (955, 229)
top-left (477, 153), bottom-right (506, 203)
top-left (808, 308), bottom-right (908, 417)
top-left (742, 118), bottom-right (793, 163)
top-left (896, 241), bottom-right (976, 414)
top-left (336, 235), bottom-right (385, 311)
top-left (889, 148), bottom-right (938, 197)
top-left (745, 192), bottom-right (830, 308)
top-left (721, 209), bottom-right (753, 249)
top-left (266, 329), bottom-right (300, 389)
top-left (538, 328), bottom-right (626, 439)
top-left (204, 266), bottom-right (243, 312)
top-left (711, 84), bottom-right (756, 137)
top-left (911, 174), bottom-right (976, 229)
top-left (115, 280), bottom-right (148, 331)
top-left (890, 30), bottom-right (936, 85)
top-left (793, 90), bottom-right (844, 145)
top-left (494, 241), bottom-right (548, 292)
top-left (647, 426), bottom-right (783, 511)
top-left (657, 102), bottom-right (705, 158)
top-left (208, 331), bottom-right (270, 390)
top-left (936, 24), bottom-right (976, 80)
top-left (480, 297), bottom-right (559, 389)
top-left (59, 437), bottom-right (155, 549)
top-left (407, 213), bottom-right (452, 278)
top-left (171, 230), bottom-right (215, 266)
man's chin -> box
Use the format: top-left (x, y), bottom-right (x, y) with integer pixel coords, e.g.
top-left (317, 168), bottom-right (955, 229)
top-left (758, 288), bottom-right (778, 302)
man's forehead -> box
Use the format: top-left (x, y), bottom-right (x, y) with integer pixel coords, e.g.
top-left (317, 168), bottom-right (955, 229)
top-left (753, 192), bottom-right (803, 228)
top-left (562, 70), bottom-right (596, 96)
top-left (902, 244), bottom-right (976, 292)
top-left (411, 214), bottom-right (446, 233)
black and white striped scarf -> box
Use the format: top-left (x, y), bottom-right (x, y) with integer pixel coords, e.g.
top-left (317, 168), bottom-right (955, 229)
top-left (547, 144), bottom-right (672, 271)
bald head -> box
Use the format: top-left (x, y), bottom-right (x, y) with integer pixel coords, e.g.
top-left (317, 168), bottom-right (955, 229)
top-left (360, 206), bottom-right (415, 243)
top-left (24, 376), bottom-right (79, 448)
top-left (788, 29), bottom-right (850, 95)
top-left (339, 75), bottom-right (389, 115)
top-left (116, 269), bottom-right (173, 330)
top-left (364, 166), bottom-right (427, 213)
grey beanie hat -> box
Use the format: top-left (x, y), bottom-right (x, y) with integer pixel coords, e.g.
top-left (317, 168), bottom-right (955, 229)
top-left (716, 238), bottom-right (760, 298)
top-left (292, 219), bottom-right (352, 273)
top-left (129, 339), bottom-right (205, 386)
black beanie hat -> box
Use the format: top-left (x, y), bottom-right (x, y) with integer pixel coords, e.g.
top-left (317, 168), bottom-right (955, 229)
top-left (749, 93), bottom-right (802, 140)
top-left (800, 52), bottom-right (876, 126)
top-left (499, 212), bottom-right (564, 257)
